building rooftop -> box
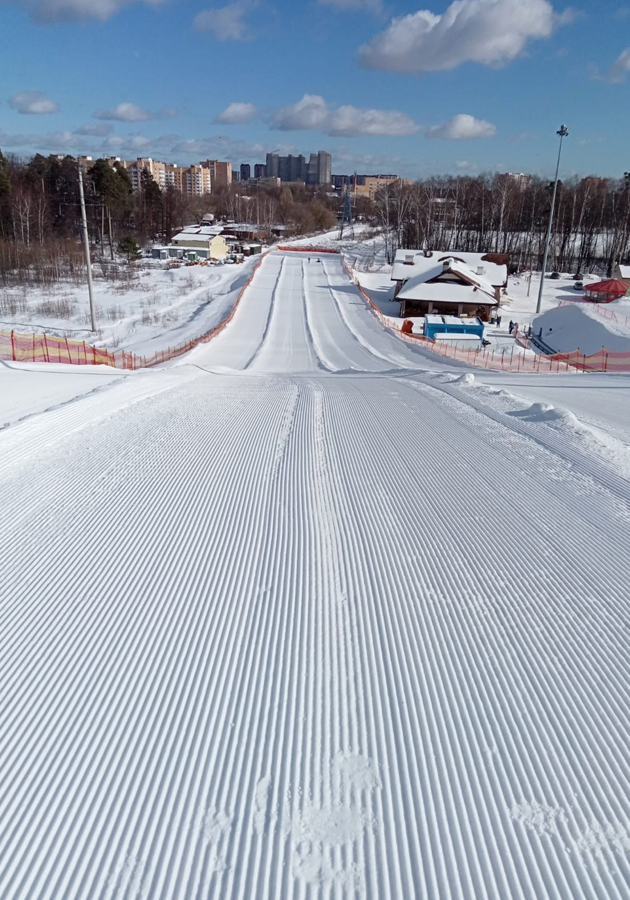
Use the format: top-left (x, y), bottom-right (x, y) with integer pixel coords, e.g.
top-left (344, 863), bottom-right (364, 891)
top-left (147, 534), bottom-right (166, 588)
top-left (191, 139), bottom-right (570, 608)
top-left (392, 249), bottom-right (508, 287)
top-left (398, 258), bottom-right (498, 304)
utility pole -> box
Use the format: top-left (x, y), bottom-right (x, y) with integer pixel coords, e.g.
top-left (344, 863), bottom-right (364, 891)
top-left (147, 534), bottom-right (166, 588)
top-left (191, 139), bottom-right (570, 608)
top-left (78, 162), bottom-right (97, 332)
top-left (536, 125), bottom-right (569, 316)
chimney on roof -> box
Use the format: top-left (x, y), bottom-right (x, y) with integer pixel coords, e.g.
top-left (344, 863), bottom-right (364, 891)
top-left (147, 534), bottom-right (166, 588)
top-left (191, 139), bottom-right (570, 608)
top-left (404, 254), bottom-right (414, 264)
top-left (442, 258), bottom-right (452, 271)
top-left (476, 266), bottom-right (485, 276)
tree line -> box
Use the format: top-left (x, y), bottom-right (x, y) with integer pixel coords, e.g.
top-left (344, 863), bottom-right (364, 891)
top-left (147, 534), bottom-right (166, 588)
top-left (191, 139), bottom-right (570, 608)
top-left (3, 150), bottom-right (629, 286)
top-left (374, 173), bottom-right (630, 275)
top-left (0, 150), bottom-right (338, 286)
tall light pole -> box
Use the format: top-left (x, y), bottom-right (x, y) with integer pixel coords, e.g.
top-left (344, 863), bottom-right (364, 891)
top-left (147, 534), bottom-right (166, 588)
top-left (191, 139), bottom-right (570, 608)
top-left (536, 125), bottom-right (569, 316)
top-left (78, 162), bottom-right (97, 332)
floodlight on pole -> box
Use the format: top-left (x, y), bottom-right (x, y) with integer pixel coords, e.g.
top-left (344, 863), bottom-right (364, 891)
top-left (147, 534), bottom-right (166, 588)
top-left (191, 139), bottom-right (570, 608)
top-left (78, 162), bottom-right (97, 333)
top-left (535, 125), bottom-right (569, 316)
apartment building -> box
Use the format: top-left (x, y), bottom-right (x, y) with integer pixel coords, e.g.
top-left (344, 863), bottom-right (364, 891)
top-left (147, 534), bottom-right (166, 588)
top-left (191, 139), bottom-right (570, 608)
top-left (122, 158), bottom-right (169, 191)
top-left (200, 159), bottom-right (232, 188)
top-left (122, 158), bottom-right (213, 195)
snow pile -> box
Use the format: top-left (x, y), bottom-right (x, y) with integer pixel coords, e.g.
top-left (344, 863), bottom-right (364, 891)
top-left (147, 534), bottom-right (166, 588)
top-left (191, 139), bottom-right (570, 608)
top-left (512, 401), bottom-right (580, 427)
top-left (533, 303), bottom-right (630, 355)
top-left (454, 373), bottom-right (475, 385)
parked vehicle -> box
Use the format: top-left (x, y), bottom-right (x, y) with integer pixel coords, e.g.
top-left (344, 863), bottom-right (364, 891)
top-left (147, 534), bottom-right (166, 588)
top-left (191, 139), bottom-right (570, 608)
top-left (574, 281), bottom-right (584, 291)
top-left (550, 271), bottom-right (561, 280)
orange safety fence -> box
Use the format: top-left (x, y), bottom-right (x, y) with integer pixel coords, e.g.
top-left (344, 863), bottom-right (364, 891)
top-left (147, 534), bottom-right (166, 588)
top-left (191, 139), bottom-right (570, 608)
top-left (0, 253), bottom-right (268, 371)
top-left (343, 258), bottom-right (630, 373)
top-left (277, 246), bottom-right (340, 254)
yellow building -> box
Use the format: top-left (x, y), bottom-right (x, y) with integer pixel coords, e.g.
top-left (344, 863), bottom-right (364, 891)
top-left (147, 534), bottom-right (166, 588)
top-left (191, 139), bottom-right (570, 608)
top-left (171, 228), bottom-right (229, 260)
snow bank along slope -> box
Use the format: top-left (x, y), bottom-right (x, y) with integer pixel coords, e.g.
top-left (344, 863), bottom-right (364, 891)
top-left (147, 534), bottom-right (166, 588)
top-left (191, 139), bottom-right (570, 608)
top-left (2, 252), bottom-right (630, 899)
top-left (0, 362), bottom-right (127, 428)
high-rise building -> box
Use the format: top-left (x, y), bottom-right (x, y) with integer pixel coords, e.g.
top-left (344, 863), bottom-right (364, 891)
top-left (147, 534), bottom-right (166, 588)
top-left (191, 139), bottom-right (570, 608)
top-left (317, 150), bottom-right (332, 186)
top-left (265, 153), bottom-right (280, 178)
top-left (278, 154), bottom-right (307, 183)
top-left (200, 159), bottom-right (232, 188)
top-left (254, 164), bottom-right (266, 179)
top-left (240, 163), bottom-right (251, 181)
top-left (264, 150), bottom-right (333, 185)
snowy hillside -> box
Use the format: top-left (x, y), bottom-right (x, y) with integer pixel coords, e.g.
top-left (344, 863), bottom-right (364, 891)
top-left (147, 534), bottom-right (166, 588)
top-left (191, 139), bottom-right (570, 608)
top-left (2, 251), bottom-right (630, 900)
top-left (0, 255), bottom-right (261, 356)
top-left (533, 303), bottom-right (630, 355)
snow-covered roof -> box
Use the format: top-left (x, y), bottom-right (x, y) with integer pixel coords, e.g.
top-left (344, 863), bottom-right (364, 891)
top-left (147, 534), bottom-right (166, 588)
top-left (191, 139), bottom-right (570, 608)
top-left (392, 249), bottom-right (508, 287)
top-left (618, 264), bottom-right (630, 279)
top-left (399, 280), bottom-right (498, 307)
top-left (172, 231), bottom-right (226, 244)
top-left (425, 314), bottom-right (471, 325)
top-left (398, 258), bottom-right (498, 305)
top-left (180, 225), bottom-right (224, 237)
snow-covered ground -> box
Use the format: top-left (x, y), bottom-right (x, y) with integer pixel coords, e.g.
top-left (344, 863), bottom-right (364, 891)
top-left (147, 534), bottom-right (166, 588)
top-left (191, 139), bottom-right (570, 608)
top-left (0, 361), bottom-right (128, 428)
top-left (2, 251), bottom-right (630, 899)
top-left (356, 259), bottom-right (630, 358)
top-left (0, 254), bottom-right (261, 357)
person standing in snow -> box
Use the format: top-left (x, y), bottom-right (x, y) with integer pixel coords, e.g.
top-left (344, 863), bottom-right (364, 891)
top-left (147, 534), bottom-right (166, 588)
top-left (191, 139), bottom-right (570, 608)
top-left (496, 315), bottom-right (502, 327)
top-left (509, 320), bottom-right (514, 334)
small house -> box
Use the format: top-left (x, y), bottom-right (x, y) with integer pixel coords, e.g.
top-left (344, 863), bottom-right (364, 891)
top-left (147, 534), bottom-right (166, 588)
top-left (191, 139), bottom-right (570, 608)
top-left (612, 263), bottom-right (630, 289)
top-left (391, 249), bottom-right (508, 299)
top-left (397, 257), bottom-right (500, 321)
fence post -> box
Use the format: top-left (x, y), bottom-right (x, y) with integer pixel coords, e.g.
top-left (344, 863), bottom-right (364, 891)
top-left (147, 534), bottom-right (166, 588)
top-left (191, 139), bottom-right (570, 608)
top-left (44, 333), bottom-right (50, 363)
top-left (11, 330), bottom-right (15, 361)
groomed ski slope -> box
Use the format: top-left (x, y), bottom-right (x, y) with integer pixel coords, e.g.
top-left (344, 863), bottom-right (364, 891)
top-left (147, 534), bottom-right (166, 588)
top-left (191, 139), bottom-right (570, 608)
top-left (1, 252), bottom-right (630, 900)
top-left (188, 251), bottom-right (443, 373)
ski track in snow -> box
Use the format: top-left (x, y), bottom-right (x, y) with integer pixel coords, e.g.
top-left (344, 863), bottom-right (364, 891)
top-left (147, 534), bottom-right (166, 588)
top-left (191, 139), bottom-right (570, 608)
top-left (1, 252), bottom-right (630, 899)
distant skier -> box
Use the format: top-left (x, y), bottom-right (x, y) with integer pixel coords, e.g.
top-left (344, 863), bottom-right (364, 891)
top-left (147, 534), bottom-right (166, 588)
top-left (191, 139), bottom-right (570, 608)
top-left (317, 258), bottom-right (321, 263)
top-left (509, 320), bottom-right (514, 334)
top-left (308, 257), bottom-right (311, 263)
top-left (496, 315), bottom-right (502, 327)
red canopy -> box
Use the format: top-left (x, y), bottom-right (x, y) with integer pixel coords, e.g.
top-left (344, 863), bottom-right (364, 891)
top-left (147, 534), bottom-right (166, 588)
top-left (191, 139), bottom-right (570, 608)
top-left (584, 279), bottom-right (628, 297)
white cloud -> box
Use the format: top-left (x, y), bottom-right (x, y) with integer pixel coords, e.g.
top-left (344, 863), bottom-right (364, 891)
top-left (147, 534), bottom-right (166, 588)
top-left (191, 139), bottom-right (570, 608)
top-left (216, 102), bottom-right (258, 123)
top-left (74, 123), bottom-right (112, 136)
top-left (3, 0), bottom-right (170, 23)
top-left (94, 102), bottom-right (176, 122)
top-left (455, 159), bottom-right (476, 169)
top-left (273, 94), bottom-right (420, 136)
top-left (427, 114), bottom-right (496, 139)
top-left (194, 2), bottom-right (250, 40)
top-left (358, 0), bottom-right (569, 73)
top-left (95, 102), bottom-right (152, 122)
top-left (8, 90), bottom-right (60, 114)
top-left (607, 47), bottom-right (630, 82)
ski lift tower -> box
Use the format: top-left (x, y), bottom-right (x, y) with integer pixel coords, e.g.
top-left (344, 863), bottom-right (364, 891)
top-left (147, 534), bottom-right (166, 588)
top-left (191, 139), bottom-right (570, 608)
top-left (339, 176), bottom-right (354, 241)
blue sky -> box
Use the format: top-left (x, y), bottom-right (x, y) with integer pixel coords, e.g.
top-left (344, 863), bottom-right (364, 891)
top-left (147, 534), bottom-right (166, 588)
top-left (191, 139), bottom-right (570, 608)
top-left (1, 0), bottom-right (629, 179)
